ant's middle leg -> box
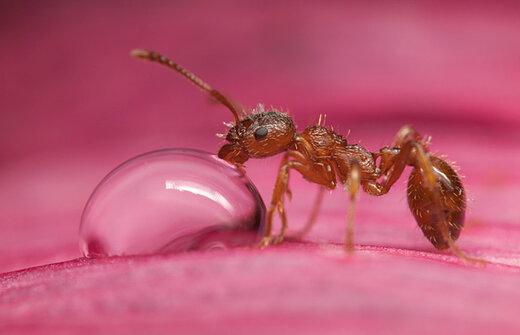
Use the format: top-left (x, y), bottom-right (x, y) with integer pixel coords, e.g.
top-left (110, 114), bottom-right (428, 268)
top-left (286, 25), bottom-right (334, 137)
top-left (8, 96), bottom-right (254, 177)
top-left (344, 161), bottom-right (361, 253)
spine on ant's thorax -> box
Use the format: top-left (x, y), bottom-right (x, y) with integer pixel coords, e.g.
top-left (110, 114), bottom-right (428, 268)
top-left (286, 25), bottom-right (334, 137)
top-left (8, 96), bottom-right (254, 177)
top-left (300, 125), bottom-right (377, 179)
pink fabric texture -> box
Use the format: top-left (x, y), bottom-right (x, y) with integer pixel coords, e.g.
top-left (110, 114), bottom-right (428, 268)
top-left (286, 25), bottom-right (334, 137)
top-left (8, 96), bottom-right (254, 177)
top-left (1, 1), bottom-right (519, 334)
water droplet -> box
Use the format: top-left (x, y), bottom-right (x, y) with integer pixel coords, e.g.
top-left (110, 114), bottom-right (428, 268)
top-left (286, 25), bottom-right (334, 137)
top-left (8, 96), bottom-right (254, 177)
top-left (79, 148), bottom-right (265, 257)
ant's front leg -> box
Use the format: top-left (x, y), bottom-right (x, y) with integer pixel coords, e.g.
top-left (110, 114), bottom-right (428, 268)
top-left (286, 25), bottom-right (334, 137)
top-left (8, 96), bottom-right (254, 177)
top-left (260, 153), bottom-right (291, 248)
top-left (260, 151), bottom-right (336, 248)
top-left (260, 153), bottom-right (307, 248)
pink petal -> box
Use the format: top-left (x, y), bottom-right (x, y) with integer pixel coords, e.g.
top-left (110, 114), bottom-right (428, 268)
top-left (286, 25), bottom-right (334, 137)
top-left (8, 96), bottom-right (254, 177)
top-left (1, 2), bottom-right (519, 334)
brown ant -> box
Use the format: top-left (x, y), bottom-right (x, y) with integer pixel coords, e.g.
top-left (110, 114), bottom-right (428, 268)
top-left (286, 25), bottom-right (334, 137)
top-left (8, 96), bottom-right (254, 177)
top-left (131, 49), bottom-right (480, 263)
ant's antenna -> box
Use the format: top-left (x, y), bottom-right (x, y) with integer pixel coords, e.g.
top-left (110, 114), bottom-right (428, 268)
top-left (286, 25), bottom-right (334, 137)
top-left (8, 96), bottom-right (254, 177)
top-left (131, 49), bottom-right (242, 124)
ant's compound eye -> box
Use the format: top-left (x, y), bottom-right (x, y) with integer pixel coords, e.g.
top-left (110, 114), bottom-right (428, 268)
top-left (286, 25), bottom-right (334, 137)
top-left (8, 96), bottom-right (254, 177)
top-left (254, 127), bottom-right (268, 140)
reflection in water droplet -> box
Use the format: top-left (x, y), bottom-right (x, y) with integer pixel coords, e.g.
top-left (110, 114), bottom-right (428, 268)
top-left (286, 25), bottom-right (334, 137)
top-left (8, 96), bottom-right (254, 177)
top-left (79, 148), bottom-right (265, 257)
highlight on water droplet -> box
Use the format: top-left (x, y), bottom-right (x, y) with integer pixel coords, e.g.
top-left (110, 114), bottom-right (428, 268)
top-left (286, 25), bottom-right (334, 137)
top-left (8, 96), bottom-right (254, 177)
top-left (79, 148), bottom-right (265, 257)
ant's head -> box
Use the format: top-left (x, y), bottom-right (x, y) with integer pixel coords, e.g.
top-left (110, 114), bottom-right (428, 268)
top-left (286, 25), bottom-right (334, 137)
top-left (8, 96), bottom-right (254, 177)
top-left (130, 49), bottom-right (296, 165)
top-left (218, 104), bottom-right (296, 165)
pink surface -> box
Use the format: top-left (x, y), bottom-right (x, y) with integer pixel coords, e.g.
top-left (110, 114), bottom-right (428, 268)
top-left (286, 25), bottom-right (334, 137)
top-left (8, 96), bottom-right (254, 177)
top-left (1, 1), bottom-right (520, 334)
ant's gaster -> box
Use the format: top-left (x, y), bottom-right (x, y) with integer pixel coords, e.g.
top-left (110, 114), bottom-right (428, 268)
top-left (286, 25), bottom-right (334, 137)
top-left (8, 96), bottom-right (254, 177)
top-left (131, 49), bottom-right (481, 263)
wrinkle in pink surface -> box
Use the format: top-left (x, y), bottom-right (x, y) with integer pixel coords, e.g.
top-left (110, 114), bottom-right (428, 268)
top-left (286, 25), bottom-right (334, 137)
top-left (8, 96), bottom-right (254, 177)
top-left (1, 1), bottom-right (520, 334)
top-left (2, 246), bottom-right (520, 335)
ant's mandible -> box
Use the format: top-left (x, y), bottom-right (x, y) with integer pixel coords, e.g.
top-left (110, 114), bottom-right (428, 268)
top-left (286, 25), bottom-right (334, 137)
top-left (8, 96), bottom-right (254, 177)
top-left (131, 49), bottom-right (478, 263)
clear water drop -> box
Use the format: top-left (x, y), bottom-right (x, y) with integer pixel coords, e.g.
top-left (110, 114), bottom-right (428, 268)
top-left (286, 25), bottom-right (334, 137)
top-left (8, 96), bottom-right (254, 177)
top-left (79, 148), bottom-right (265, 257)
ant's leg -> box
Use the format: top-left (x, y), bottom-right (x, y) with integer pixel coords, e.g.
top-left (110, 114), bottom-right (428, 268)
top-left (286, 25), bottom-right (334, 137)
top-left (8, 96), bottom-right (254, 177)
top-left (260, 154), bottom-right (290, 248)
top-left (261, 151), bottom-right (307, 247)
top-left (409, 145), bottom-right (484, 264)
top-left (292, 186), bottom-right (327, 238)
top-left (364, 125), bottom-right (425, 195)
top-left (273, 200), bottom-right (289, 245)
top-left (271, 153), bottom-right (317, 244)
top-left (272, 161), bottom-right (335, 244)
top-left (344, 162), bottom-right (361, 253)
top-left (279, 154), bottom-right (336, 243)
top-left (365, 126), bottom-right (481, 263)
top-left (261, 150), bottom-right (336, 248)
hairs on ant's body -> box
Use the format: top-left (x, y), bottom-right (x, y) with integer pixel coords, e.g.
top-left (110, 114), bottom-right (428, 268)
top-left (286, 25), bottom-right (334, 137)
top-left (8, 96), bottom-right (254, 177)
top-left (131, 49), bottom-right (481, 263)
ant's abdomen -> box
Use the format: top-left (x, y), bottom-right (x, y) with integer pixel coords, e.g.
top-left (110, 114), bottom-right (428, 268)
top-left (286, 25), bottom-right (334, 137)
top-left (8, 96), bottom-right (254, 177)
top-left (407, 156), bottom-right (466, 250)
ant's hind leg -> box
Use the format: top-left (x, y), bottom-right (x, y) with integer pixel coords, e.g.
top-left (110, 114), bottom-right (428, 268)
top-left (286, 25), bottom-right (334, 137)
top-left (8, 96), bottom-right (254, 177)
top-left (370, 126), bottom-right (484, 261)
top-left (344, 162), bottom-right (361, 253)
top-left (367, 126), bottom-right (482, 263)
top-left (409, 144), bottom-right (485, 264)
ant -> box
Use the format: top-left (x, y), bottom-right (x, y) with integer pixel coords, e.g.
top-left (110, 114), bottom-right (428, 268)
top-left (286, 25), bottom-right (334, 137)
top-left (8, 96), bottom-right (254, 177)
top-left (131, 49), bottom-right (480, 263)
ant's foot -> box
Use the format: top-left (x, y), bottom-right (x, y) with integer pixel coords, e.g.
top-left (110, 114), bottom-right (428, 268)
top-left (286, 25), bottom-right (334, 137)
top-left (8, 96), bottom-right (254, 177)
top-left (447, 243), bottom-right (487, 266)
top-left (259, 236), bottom-right (273, 249)
top-left (464, 257), bottom-right (487, 267)
top-left (344, 241), bottom-right (355, 255)
top-left (452, 248), bottom-right (487, 266)
top-left (272, 234), bottom-right (285, 245)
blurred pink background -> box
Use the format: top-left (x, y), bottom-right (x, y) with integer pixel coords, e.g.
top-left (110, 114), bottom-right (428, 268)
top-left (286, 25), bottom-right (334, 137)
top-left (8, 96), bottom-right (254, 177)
top-left (1, 1), bottom-right (520, 334)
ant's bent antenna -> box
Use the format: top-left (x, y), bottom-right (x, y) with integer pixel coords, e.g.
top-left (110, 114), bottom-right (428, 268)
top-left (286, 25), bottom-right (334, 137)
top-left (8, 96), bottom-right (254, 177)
top-left (131, 49), bottom-right (241, 124)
